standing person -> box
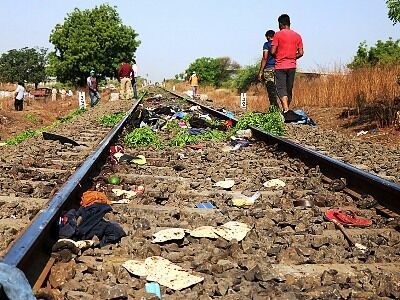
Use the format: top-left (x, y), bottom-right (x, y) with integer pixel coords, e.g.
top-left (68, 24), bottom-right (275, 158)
top-left (14, 82), bottom-right (25, 111)
top-left (60, 88), bottom-right (66, 101)
top-left (271, 14), bottom-right (304, 115)
top-left (51, 87), bottom-right (57, 101)
top-left (258, 30), bottom-right (278, 109)
top-left (118, 60), bottom-right (133, 100)
top-left (189, 72), bottom-right (200, 98)
top-left (87, 70), bottom-right (101, 108)
top-left (131, 59), bottom-right (138, 99)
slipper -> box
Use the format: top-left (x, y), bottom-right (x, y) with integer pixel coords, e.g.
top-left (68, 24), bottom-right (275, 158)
top-left (324, 209), bottom-right (372, 227)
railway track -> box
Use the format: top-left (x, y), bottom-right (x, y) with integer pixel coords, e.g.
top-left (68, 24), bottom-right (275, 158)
top-left (1, 86), bottom-right (400, 299)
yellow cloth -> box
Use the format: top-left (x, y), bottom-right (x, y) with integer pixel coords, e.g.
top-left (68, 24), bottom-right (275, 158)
top-left (190, 75), bottom-right (199, 86)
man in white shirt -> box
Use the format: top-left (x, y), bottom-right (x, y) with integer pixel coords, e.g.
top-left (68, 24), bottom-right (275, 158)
top-left (14, 82), bottom-right (25, 111)
top-left (131, 59), bottom-right (138, 99)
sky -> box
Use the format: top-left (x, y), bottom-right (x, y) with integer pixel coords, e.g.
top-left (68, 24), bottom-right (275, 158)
top-left (0, 0), bottom-right (399, 82)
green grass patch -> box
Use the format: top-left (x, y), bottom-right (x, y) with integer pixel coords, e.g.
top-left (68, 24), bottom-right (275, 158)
top-left (169, 129), bottom-right (228, 147)
top-left (234, 110), bottom-right (285, 136)
top-left (124, 127), bottom-right (162, 148)
top-left (23, 114), bottom-right (37, 122)
top-left (5, 108), bottom-right (87, 145)
top-left (96, 112), bottom-right (126, 126)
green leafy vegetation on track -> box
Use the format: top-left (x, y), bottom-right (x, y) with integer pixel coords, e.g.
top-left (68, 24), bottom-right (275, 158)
top-left (58, 108), bottom-right (86, 123)
top-left (124, 127), bottom-right (162, 148)
top-left (23, 114), bottom-right (37, 122)
top-left (5, 130), bottom-right (38, 145)
top-left (234, 111), bottom-right (285, 136)
top-left (97, 112), bottom-right (126, 126)
top-left (169, 129), bottom-right (228, 147)
top-left (5, 108), bottom-right (86, 145)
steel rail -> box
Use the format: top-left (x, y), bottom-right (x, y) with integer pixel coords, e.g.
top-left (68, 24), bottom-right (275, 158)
top-left (0, 96), bottom-right (144, 285)
top-left (168, 89), bottom-right (400, 214)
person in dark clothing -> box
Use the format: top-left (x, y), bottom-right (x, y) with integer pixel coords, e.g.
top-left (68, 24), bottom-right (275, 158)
top-left (258, 30), bottom-right (278, 109)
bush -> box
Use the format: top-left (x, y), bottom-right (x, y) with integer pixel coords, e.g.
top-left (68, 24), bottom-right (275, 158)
top-left (233, 63), bottom-right (260, 92)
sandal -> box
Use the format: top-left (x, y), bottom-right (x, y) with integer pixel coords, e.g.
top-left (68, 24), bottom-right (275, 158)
top-left (324, 209), bottom-right (372, 227)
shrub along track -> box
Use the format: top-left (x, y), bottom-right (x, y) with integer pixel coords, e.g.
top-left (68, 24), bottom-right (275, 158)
top-left (0, 99), bottom-right (133, 256)
top-left (14, 86), bottom-right (397, 299)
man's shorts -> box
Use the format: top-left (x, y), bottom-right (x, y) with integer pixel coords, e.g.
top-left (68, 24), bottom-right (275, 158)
top-left (275, 68), bottom-right (296, 99)
top-left (263, 67), bottom-right (275, 82)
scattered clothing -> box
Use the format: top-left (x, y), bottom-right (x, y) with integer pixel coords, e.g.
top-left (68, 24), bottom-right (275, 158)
top-left (0, 263), bottom-right (36, 300)
top-left (221, 109), bottom-right (236, 119)
top-left (231, 137), bottom-right (251, 147)
top-left (290, 110), bottom-right (316, 126)
top-left (59, 203), bottom-right (126, 247)
top-left (80, 191), bottom-right (112, 208)
top-left (188, 128), bottom-right (207, 135)
top-left (189, 117), bottom-right (210, 129)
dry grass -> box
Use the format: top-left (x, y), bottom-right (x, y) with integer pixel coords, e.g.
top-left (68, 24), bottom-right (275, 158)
top-left (167, 82), bottom-right (269, 113)
top-left (166, 66), bottom-right (400, 127)
top-left (294, 65), bottom-right (400, 108)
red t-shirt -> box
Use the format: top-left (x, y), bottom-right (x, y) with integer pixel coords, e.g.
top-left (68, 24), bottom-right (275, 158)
top-left (118, 63), bottom-right (133, 78)
top-left (272, 29), bottom-right (303, 69)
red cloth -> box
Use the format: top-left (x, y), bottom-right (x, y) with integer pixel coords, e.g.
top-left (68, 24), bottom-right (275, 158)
top-left (272, 29), bottom-right (303, 69)
top-left (118, 63), bottom-right (133, 78)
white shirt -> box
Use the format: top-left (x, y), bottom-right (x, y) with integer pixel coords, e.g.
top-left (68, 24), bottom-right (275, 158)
top-left (132, 64), bottom-right (138, 78)
top-left (15, 85), bottom-right (25, 100)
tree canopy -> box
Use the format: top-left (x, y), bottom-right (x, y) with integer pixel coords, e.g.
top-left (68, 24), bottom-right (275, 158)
top-left (48, 4), bottom-right (140, 85)
top-left (184, 57), bottom-right (240, 87)
top-left (0, 47), bottom-right (47, 86)
top-left (387, 0), bottom-right (400, 24)
top-left (348, 39), bottom-right (400, 69)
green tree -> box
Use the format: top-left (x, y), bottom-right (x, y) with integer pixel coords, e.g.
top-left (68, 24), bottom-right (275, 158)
top-left (0, 47), bottom-right (47, 87)
top-left (232, 63), bottom-right (260, 92)
top-left (387, 0), bottom-right (400, 24)
top-left (48, 4), bottom-right (140, 85)
top-left (185, 56), bottom-right (240, 87)
top-left (348, 38), bottom-right (400, 69)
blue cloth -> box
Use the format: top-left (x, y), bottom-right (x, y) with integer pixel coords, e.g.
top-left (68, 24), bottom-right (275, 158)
top-left (174, 111), bottom-right (187, 119)
top-left (263, 41), bottom-right (276, 68)
top-left (188, 128), bottom-right (207, 135)
top-left (0, 263), bottom-right (36, 300)
top-left (291, 110), bottom-right (317, 126)
top-left (195, 202), bottom-right (216, 209)
top-left (222, 110), bottom-right (236, 119)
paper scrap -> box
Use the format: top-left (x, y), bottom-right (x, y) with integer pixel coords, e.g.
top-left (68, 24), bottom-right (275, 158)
top-left (123, 256), bottom-right (204, 291)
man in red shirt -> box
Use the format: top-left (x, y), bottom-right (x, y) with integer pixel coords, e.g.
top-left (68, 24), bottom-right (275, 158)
top-left (118, 60), bottom-right (134, 100)
top-left (271, 14), bottom-right (304, 115)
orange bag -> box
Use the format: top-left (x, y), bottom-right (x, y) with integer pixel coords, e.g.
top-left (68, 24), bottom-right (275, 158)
top-left (80, 191), bottom-right (111, 208)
